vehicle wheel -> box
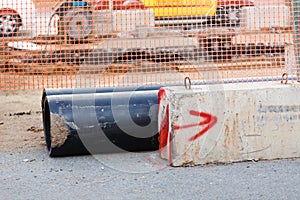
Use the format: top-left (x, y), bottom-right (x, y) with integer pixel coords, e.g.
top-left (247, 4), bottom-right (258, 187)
top-left (225, 6), bottom-right (240, 26)
top-left (57, 5), bottom-right (93, 40)
top-left (0, 11), bottom-right (20, 37)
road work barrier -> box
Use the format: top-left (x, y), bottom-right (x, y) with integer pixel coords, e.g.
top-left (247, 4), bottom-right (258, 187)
top-left (42, 87), bottom-right (160, 156)
top-left (158, 82), bottom-right (300, 166)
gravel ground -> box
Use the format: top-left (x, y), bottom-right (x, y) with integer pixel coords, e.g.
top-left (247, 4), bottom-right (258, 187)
top-left (0, 90), bottom-right (300, 200)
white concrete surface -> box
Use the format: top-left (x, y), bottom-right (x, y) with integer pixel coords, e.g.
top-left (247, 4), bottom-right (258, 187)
top-left (159, 82), bottom-right (300, 166)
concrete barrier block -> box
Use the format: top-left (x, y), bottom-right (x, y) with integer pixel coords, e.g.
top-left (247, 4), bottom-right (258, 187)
top-left (158, 82), bottom-right (300, 166)
top-left (240, 5), bottom-right (291, 31)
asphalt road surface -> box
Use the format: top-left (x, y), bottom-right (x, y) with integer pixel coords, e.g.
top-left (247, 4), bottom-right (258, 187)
top-left (1, 151), bottom-right (300, 199)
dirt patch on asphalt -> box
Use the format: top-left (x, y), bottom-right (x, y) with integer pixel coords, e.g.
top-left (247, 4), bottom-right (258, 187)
top-left (0, 90), bottom-right (46, 152)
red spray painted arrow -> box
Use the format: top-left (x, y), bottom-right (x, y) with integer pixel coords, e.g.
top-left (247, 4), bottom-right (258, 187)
top-left (173, 110), bottom-right (218, 141)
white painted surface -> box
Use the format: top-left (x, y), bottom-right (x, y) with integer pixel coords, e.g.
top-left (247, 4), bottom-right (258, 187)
top-left (159, 82), bottom-right (300, 166)
top-left (240, 5), bottom-right (291, 31)
top-left (35, 10), bottom-right (58, 36)
top-left (94, 9), bottom-right (155, 37)
top-left (93, 10), bottom-right (114, 36)
top-left (7, 41), bottom-right (43, 50)
top-left (285, 44), bottom-right (298, 76)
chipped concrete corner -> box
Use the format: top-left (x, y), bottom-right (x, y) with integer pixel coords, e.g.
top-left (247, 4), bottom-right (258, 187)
top-left (50, 113), bottom-right (69, 148)
top-left (159, 82), bottom-right (300, 167)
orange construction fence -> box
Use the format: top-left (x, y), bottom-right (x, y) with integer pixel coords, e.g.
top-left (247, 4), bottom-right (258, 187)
top-left (0, 0), bottom-right (299, 90)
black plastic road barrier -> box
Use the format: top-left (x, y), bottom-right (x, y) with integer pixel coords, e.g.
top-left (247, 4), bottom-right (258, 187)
top-left (42, 89), bottom-right (160, 157)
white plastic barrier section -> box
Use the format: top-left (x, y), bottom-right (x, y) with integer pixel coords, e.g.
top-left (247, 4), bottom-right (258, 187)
top-left (158, 82), bottom-right (300, 166)
top-left (240, 5), bottom-right (291, 31)
top-left (94, 9), bottom-right (155, 38)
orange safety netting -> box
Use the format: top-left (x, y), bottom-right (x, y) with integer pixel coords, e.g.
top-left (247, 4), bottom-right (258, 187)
top-left (0, 0), bottom-right (298, 90)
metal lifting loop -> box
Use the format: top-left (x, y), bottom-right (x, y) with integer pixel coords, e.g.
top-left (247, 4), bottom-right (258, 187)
top-left (281, 73), bottom-right (288, 84)
top-left (184, 77), bottom-right (192, 89)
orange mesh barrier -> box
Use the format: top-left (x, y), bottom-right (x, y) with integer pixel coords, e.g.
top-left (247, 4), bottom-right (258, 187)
top-left (0, 0), bottom-right (298, 90)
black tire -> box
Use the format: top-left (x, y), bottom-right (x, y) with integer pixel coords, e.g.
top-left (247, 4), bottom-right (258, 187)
top-left (0, 11), bottom-right (20, 37)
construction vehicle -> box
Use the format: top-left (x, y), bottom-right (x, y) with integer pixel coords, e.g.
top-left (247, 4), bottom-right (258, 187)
top-left (94, 0), bottom-right (255, 26)
top-left (52, 0), bottom-right (255, 41)
top-left (2, 0), bottom-right (290, 75)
